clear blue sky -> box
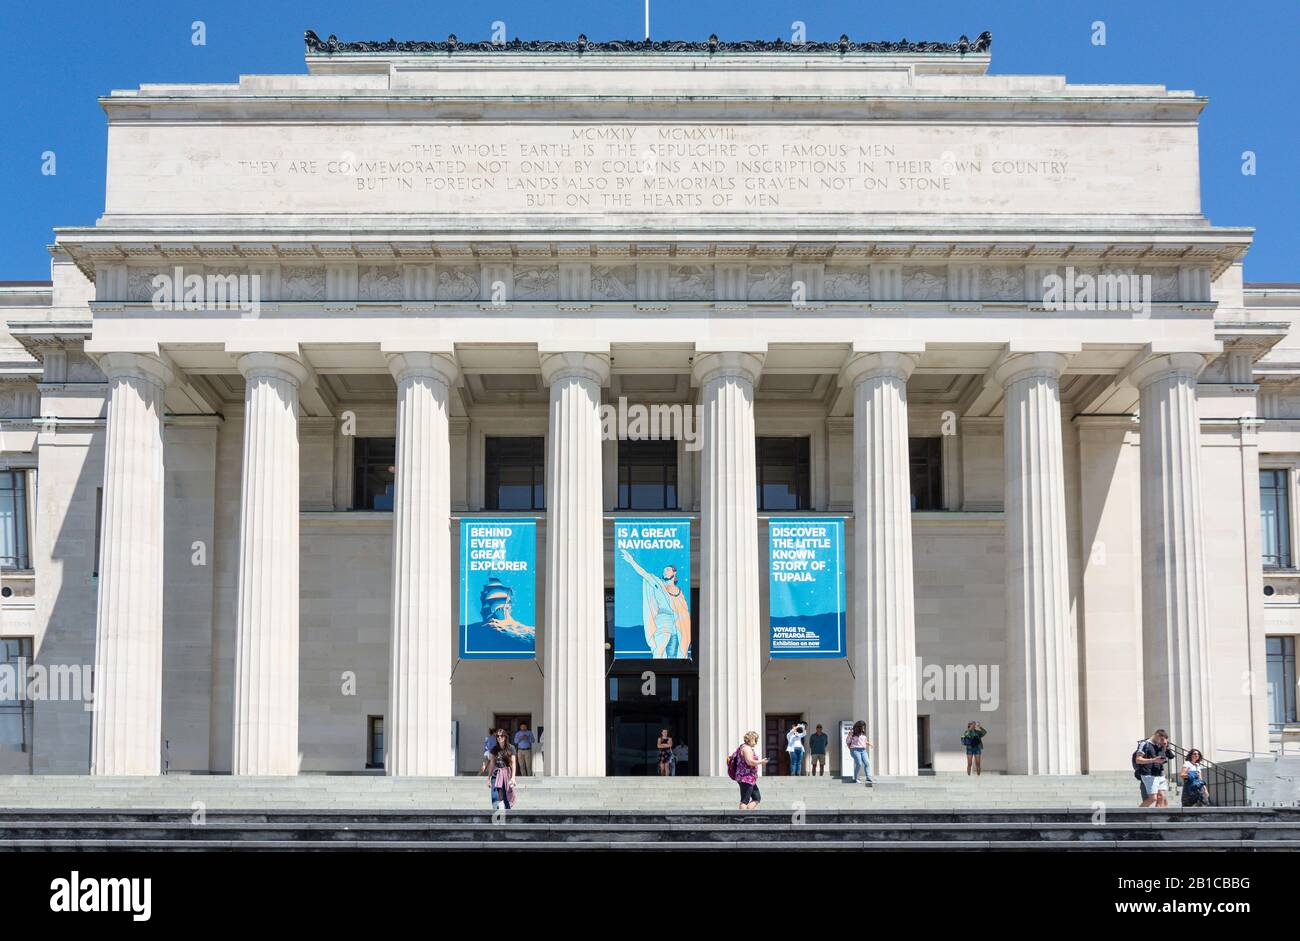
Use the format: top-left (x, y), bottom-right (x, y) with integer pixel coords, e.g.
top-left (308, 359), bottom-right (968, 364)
top-left (3, 1), bottom-right (1296, 280)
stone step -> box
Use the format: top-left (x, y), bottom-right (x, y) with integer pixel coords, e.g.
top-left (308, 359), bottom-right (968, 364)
top-left (0, 807), bottom-right (1292, 851)
top-left (7, 838), bottom-right (1296, 852)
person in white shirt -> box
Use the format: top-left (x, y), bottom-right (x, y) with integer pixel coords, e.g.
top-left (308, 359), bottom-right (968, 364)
top-left (1179, 748), bottom-right (1210, 807)
top-left (785, 721), bottom-right (808, 776)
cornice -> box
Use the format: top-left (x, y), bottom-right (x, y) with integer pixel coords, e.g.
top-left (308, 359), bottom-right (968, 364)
top-left (56, 235), bottom-right (1252, 283)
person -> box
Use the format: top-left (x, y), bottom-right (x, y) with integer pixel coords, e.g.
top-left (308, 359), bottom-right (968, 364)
top-left (961, 721), bottom-right (988, 776)
top-left (1180, 748), bottom-right (1211, 807)
top-left (479, 725), bottom-right (496, 776)
top-left (1134, 728), bottom-right (1175, 807)
top-left (619, 549), bottom-right (691, 659)
top-left (513, 722), bottom-right (536, 776)
top-left (808, 724), bottom-right (829, 776)
top-left (846, 721), bottom-right (873, 785)
top-left (671, 741), bottom-right (688, 776)
top-left (656, 728), bottom-right (674, 777)
top-left (786, 720), bottom-right (807, 776)
top-left (487, 729), bottom-right (517, 812)
top-left (726, 731), bottom-right (769, 810)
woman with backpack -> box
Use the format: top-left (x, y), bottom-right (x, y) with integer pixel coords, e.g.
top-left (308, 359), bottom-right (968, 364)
top-left (1179, 748), bottom-right (1211, 807)
top-left (961, 721), bottom-right (988, 776)
top-left (725, 731), bottom-right (769, 810)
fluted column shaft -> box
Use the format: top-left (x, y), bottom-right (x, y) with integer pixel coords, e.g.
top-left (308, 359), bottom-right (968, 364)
top-left (999, 353), bottom-right (1080, 774)
top-left (540, 351), bottom-right (609, 776)
top-left (232, 352), bottom-right (307, 775)
top-left (386, 352), bottom-right (458, 776)
top-left (844, 352), bottom-right (919, 776)
top-left (91, 353), bottom-right (173, 775)
top-left (694, 352), bottom-right (764, 775)
top-left (1136, 353), bottom-right (1214, 755)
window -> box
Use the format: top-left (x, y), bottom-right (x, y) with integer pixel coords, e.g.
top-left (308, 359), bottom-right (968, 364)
top-left (0, 637), bottom-right (33, 752)
top-left (0, 470), bottom-right (30, 570)
top-left (367, 716), bottom-right (384, 768)
top-left (909, 438), bottom-right (944, 511)
top-left (485, 437), bottom-right (545, 510)
top-left (1267, 636), bottom-right (1297, 732)
top-left (1261, 469), bottom-right (1292, 568)
top-left (353, 438), bottom-right (396, 511)
top-left (756, 437), bottom-right (810, 511)
top-left (617, 440), bottom-right (678, 510)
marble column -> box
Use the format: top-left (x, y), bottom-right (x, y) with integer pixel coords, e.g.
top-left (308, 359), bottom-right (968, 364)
top-left (232, 352), bottom-right (307, 775)
top-left (843, 352), bottom-right (919, 776)
top-left (1134, 353), bottom-right (1215, 754)
top-left (997, 353), bottom-right (1080, 774)
top-left (539, 351), bottom-right (609, 776)
top-left (694, 351), bottom-right (764, 775)
top-left (385, 352), bottom-right (458, 776)
top-left (90, 352), bottom-right (173, 775)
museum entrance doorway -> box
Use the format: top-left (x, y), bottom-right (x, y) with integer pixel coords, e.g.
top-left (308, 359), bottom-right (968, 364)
top-left (604, 587), bottom-right (700, 776)
top-left (606, 672), bottom-right (699, 776)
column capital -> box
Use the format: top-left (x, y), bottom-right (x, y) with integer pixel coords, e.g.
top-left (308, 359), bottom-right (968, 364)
top-left (691, 350), bottom-right (764, 387)
top-left (96, 351), bottom-right (175, 390)
top-left (1131, 352), bottom-right (1209, 391)
top-left (993, 351), bottom-right (1070, 389)
top-left (386, 351), bottom-right (459, 387)
top-left (236, 351), bottom-right (309, 387)
top-left (840, 351), bottom-right (918, 388)
top-left (539, 350), bottom-right (610, 386)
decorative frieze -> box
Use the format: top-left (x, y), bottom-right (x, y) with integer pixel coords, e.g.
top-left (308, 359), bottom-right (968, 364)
top-left (437, 265), bottom-right (479, 301)
top-left (902, 266), bottom-right (945, 301)
top-left (514, 265), bottom-right (559, 301)
top-left (86, 258), bottom-right (1220, 310)
top-left (747, 265), bottom-right (791, 301)
top-left (591, 264), bottom-right (635, 301)
top-left (981, 265), bottom-right (1024, 301)
top-left (358, 265), bottom-right (401, 301)
top-left (671, 264), bottom-right (713, 301)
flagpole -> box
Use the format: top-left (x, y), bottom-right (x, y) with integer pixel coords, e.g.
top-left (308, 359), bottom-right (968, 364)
top-left (645, 0), bottom-right (650, 40)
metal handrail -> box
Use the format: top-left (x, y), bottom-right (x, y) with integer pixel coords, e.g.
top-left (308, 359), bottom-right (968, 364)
top-left (1167, 742), bottom-right (1249, 807)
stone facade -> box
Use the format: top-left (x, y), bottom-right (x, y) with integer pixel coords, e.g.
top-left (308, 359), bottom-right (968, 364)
top-left (0, 38), bottom-right (1294, 778)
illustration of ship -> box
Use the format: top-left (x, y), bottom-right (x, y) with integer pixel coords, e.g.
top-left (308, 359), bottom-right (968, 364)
top-left (478, 576), bottom-right (534, 640)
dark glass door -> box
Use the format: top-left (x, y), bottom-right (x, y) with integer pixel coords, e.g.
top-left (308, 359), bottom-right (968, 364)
top-left (606, 674), bottom-right (698, 776)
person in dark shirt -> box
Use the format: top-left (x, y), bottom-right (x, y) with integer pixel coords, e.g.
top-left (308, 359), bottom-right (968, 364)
top-left (808, 724), bottom-right (830, 776)
top-left (1135, 728), bottom-right (1175, 807)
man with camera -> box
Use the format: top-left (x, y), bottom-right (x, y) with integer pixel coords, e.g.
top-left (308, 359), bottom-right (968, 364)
top-left (785, 720), bottom-right (808, 776)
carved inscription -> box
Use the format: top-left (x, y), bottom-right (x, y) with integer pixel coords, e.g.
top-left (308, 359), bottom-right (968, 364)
top-left (223, 124), bottom-right (1080, 214)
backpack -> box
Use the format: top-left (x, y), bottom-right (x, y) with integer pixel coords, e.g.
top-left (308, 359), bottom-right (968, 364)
top-left (726, 747), bottom-right (743, 781)
top-left (1131, 740), bottom-right (1146, 780)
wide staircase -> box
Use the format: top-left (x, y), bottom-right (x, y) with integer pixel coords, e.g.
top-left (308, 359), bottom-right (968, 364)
top-left (1, 773), bottom-right (1295, 849)
top-left (3, 771), bottom-right (1147, 811)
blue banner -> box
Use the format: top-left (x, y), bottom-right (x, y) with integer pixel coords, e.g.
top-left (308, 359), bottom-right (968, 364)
top-left (613, 518), bottom-right (692, 660)
top-left (768, 517), bottom-right (846, 659)
top-left (460, 519), bottom-right (536, 660)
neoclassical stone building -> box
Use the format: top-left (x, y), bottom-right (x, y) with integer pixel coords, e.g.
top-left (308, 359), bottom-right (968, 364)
top-left (1, 32), bottom-right (1296, 778)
